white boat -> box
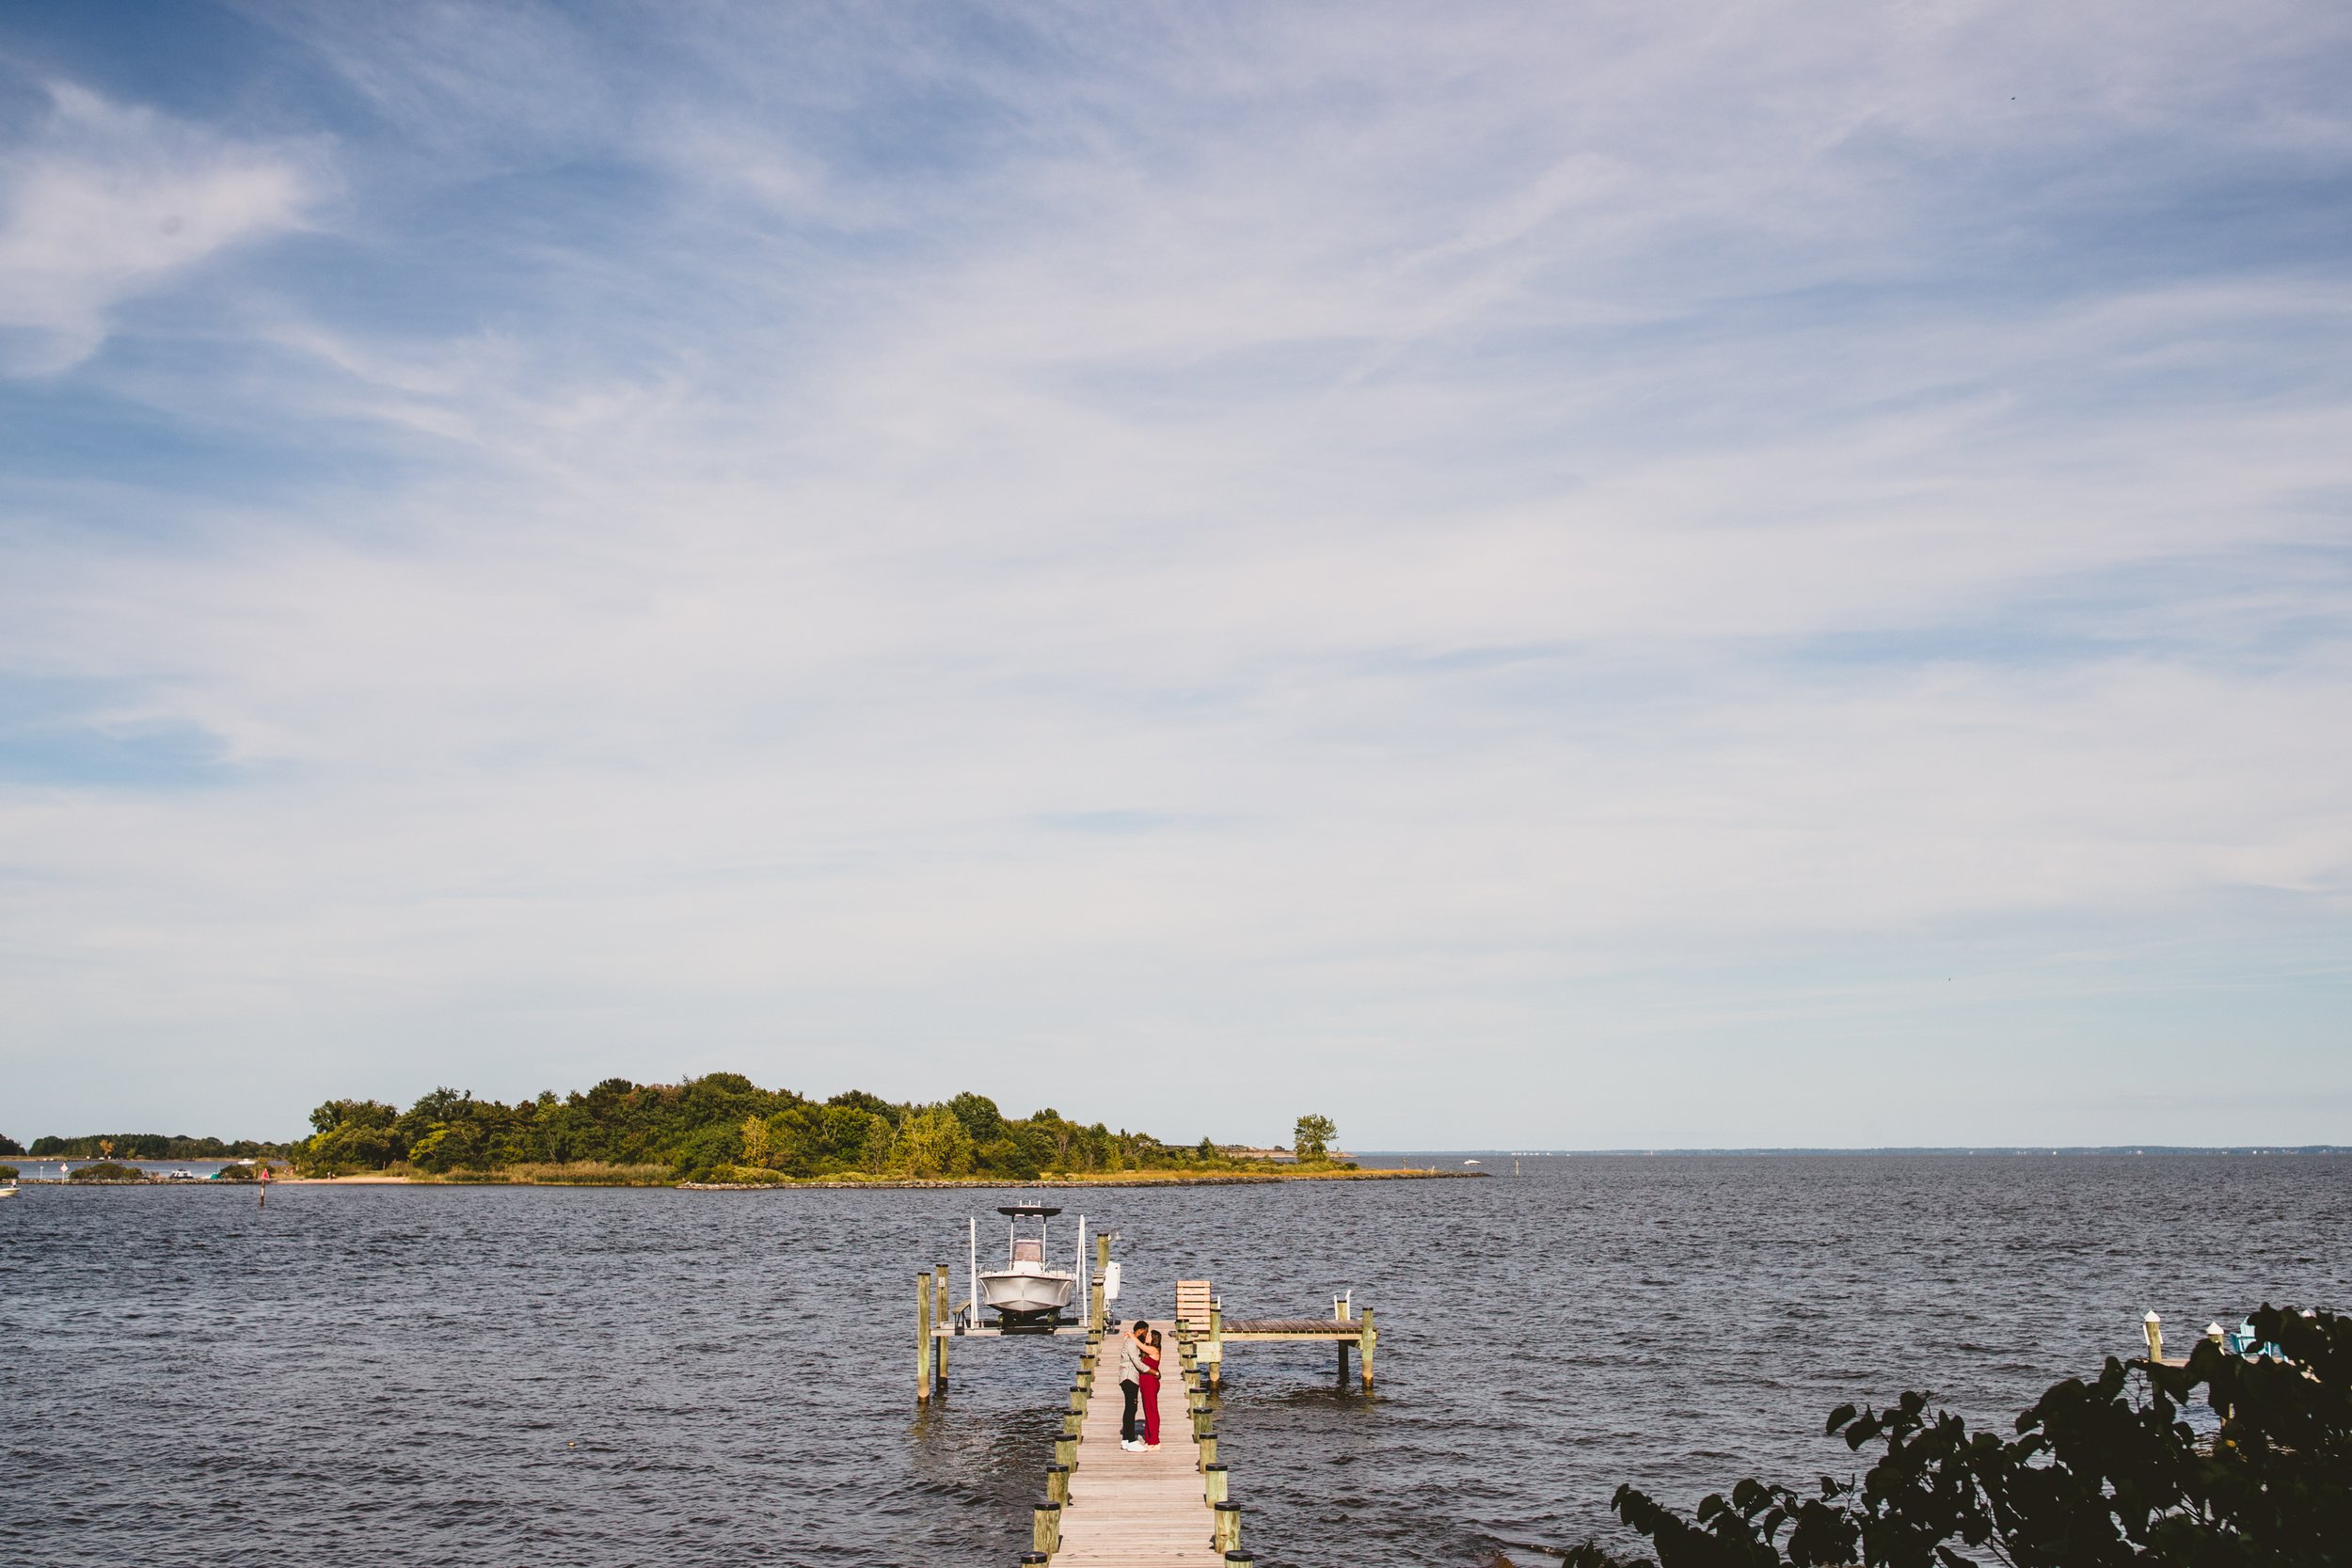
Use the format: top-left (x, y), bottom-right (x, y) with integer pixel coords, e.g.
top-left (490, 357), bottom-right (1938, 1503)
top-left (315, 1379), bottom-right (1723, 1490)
top-left (977, 1204), bottom-right (1077, 1328)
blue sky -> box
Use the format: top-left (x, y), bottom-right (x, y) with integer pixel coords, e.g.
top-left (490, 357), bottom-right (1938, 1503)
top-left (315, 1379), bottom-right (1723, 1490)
top-left (2, 2), bottom-right (2348, 1148)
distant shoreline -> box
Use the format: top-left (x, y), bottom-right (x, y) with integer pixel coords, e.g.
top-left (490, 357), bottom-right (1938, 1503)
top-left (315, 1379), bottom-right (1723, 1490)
top-left (677, 1166), bottom-right (1485, 1190)
top-left (255, 1165), bottom-right (1489, 1190)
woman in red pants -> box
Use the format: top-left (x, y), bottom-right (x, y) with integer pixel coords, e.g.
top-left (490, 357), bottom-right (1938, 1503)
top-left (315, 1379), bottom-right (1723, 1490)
top-left (1139, 1326), bottom-right (1164, 1449)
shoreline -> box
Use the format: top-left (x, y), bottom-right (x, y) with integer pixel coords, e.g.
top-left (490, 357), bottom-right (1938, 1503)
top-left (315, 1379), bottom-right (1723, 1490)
top-left (678, 1167), bottom-right (1486, 1190)
top-left (258, 1165), bottom-right (1488, 1190)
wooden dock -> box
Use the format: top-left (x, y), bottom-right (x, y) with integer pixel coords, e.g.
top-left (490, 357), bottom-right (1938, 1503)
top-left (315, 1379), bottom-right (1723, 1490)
top-left (917, 1231), bottom-right (1371, 1562)
top-left (1053, 1320), bottom-right (1223, 1566)
top-left (1177, 1275), bottom-right (1376, 1391)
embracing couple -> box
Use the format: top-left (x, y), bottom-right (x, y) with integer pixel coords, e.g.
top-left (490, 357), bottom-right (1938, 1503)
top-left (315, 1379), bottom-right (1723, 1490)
top-left (1114, 1318), bottom-right (1163, 1451)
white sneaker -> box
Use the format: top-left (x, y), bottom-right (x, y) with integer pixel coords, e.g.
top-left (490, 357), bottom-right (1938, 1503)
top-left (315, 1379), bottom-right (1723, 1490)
top-left (1120, 1439), bottom-right (1144, 1451)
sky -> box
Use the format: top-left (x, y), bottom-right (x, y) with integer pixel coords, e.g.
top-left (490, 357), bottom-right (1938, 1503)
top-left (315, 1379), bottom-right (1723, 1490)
top-left (1, 1), bottom-right (2348, 1150)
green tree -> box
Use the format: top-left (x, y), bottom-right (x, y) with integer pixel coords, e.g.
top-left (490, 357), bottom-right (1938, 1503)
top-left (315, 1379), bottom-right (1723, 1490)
top-left (885, 1105), bottom-right (976, 1178)
top-left (1573, 1304), bottom-right (2351, 1568)
top-left (947, 1091), bottom-right (1008, 1144)
top-left (303, 1098), bottom-right (405, 1172)
top-left (739, 1114), bottom-right (775, 1168)
top-left (977, 1135), bottom-right (1041, 1179)
top-left (827, 1089), bottom-right (903, 1127)
top-left (310, 1099), bottom-right (398, 1136)
top-left (1294, 1114), bottom-right (1336, 1160)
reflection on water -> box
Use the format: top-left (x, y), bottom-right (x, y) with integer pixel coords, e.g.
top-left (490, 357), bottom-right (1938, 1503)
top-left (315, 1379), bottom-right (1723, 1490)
top-left (1, 1155), bottom-right (2344, 1566)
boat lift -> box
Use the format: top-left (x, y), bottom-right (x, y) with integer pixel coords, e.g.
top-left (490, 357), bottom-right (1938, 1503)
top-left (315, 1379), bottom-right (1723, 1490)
top-left (916, 1211), bottom-right (1123, 1402)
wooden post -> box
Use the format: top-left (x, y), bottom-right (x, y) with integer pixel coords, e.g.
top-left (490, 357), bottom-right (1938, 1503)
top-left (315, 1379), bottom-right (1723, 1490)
top-left (1359, 1307), bottom-right (1375, 1391)
top-left (1032, 1499), bottom-right (1061, 1556)
top-left (1338, 1338), bottom-right (1350, 1383)
top-left (1213, 1499), bottom-right (1241, 1556)
top-left (1198, 1427), bottom-right (1216, 1472)
top-left (1203, 1462), bottom-right (1228, 1506)
top-left (1208, 1303), bottom-right (1223, 1387)
top-left (934, 1264), bottom-right (951, 1386)
top-left (1054, 1431), bottom-right (1078, 1472)
top-left (916, 1270), bottom-right (934, 1403)
top-left (1092, 1233), bottom-right (1110, 1330)
top-left (2143, 1310), bottom-right (2163, 1362)
top-left (1046, 1462), bottom-right (1069, 1507)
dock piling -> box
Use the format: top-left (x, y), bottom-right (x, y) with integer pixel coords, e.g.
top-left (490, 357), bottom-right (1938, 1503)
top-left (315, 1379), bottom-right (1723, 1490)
top-left (916, 1270), bottom-right (935, 1402)
top-left (1032, 1499), bottom-right (1061, 1556)
top-left (1090, 1233), bottom-right (1110, 1331)
top-left (2143, 1310), bottom-right (2163, 1363)
top-left (934, 1265), bottom-right (952, 1385)
top-left (1213, 1499), bottom-right (1241, 1556)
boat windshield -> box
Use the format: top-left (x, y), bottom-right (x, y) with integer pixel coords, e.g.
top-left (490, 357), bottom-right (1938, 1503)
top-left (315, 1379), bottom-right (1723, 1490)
top-left (1012, 1238), bottom-right (1043, 1263)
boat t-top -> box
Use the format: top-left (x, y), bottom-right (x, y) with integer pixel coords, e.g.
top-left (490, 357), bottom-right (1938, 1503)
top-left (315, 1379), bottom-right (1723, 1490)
top-left (975, 1204), bottom-right (1079, 1330)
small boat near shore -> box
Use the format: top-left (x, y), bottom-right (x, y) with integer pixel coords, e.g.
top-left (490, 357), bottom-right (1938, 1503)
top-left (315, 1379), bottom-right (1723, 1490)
top-left (976, 1204), bottom-right (1078, 1329)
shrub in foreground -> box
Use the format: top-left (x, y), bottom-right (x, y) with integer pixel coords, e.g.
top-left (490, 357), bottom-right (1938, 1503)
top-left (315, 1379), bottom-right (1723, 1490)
top-left (1561, 1304), bottom-right (2349, 1568)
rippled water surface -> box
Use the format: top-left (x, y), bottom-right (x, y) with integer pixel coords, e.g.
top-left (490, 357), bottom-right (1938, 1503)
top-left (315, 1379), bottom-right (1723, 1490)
top-left (3, 1155), bottom-right (2345, 1566)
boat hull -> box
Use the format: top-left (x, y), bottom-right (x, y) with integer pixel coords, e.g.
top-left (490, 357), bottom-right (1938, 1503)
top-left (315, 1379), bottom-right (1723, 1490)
top-left (979, 1266), bottom-right (1076, 1323)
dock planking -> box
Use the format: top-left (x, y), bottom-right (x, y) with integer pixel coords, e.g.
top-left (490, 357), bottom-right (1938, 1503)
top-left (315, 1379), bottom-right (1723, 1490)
top-left (1055, 1320), bottom-right (1221, 1566)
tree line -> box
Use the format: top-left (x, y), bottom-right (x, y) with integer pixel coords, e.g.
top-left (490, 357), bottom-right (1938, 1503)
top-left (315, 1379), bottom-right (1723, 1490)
top-left (300, 1074), bottom-right (1344, 1183)
top-left (8, 1132), bottom-right (289, 1159)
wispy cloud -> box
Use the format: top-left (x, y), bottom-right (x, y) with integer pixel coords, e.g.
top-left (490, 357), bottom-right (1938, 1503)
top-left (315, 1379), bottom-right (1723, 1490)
top-left (0, 82), bottom-right (319, 374)
top-left (0, 2), bottom-right (2347, 1146)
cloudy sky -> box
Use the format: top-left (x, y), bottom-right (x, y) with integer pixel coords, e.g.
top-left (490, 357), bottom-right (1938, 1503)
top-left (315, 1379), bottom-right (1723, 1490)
top-left (2, 1), bottom-right (2347, 1149)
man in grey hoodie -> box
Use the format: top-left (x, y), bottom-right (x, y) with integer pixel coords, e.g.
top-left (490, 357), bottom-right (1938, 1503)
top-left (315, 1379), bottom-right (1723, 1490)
top-left (1115, 1320), bottom-right (1148, 1449)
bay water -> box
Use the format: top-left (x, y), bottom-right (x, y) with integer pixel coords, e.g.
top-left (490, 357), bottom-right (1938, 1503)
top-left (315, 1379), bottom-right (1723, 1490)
top-left (2, 1154), bottom-right (2344, 1566)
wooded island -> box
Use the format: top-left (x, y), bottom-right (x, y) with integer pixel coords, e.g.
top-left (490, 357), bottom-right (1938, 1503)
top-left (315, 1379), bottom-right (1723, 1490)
top-left (294, 1077), bottom-right (1365, 1185)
